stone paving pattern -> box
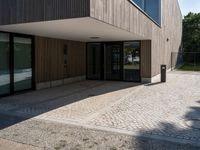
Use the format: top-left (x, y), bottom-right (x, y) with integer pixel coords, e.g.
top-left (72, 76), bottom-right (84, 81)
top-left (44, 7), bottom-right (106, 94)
top-left (89, 72), bottom-right (200, 143)
top-left (0, 138), bottom-right (42, 150)
top-left (0, 114), bottom-right (199, 150)
top-left (0, 71), bottom-right (200, 149)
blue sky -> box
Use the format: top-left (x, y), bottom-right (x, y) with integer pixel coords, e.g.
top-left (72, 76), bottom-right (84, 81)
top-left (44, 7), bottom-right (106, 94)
top-left (178, 0), bottom-right (200, 16)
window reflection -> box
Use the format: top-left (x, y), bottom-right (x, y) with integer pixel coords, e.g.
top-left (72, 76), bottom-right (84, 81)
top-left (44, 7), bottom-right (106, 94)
top-left (131, 0), bottom-right (161, 25)
top-left (0, 33), bottom-right (10, 95)
top-left (123, 42), bottom-right (140, 82)
top-left (14, 37), bottom-right (32, 92)
top-left (133, 0), bottom-right (145, 9)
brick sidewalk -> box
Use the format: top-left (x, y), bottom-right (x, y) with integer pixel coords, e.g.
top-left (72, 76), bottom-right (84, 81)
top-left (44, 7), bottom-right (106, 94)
top-left (0, 138), bottom-right (42, 150)
top-left (0, 71), bottom-right (200, 148)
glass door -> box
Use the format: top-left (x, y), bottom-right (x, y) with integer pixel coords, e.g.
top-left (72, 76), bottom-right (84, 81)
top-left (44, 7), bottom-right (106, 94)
top-left (87, 43), bottom-right (103, 80)
top-left (104, 43), bottom-right (123, 80)
top-left (123, 42), bottom-right (141, 82)
top-left (86, 41), bottom-right (141, 82)
top-left (0, 33), bottom-right (34, 97)
top-left (0, 33), bottom-right (10, 95)
top-left (13, 36), bottom-right (33, 92)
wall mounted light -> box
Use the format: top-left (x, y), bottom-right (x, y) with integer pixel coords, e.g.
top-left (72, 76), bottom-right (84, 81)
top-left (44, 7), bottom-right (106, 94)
top-left (166, 38), bottom-right (169, 42)
top-left (90, 37), bottom-right (100, 39)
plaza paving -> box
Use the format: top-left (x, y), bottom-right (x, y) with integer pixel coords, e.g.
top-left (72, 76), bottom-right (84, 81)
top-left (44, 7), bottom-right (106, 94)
top-left (0, 71), bottom-right (200, 149)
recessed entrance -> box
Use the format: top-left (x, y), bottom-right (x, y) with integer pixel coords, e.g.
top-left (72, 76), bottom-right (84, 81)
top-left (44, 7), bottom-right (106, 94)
top-left (0, 32), bottom-right (34, 97)
top-left (86, 42), bottom-right (141, 82)
top-left (104, 43), bottom-right (123, 81)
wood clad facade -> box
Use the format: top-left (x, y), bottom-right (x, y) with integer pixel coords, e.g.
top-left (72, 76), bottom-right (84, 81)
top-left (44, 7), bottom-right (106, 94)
top-left (90, 0), bottom-right (182, 78)
top-left (35, 36), bottom-right (86, 83)
top-left (0, 0), bottom-right (182, 82)
top-left (141, 40), bottom-right (151, 78)
top-left (0, 0), bottom-right (90, 25)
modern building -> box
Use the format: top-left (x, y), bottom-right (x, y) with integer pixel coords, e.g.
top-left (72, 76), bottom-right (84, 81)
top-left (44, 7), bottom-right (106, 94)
top-left (0, 0), bottom-right (182, 96)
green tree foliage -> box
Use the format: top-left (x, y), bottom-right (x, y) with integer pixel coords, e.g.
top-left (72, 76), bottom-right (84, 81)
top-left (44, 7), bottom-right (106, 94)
top-left (183, 12), bottom-right (200, 52)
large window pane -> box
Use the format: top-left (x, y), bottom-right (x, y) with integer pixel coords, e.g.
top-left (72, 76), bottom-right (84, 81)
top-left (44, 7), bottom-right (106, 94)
top-left (0, 33), bottom-right (10, 95)
top-left (132, 0), bottom-right (161, 25)
top-left (133, 0), bottom-right (145, 9)
top-left (104, 43), bottom-right (122, 80)
top-left (123, 42), bottom-right (140, 82)
top-left (145, 0), bottom-right (161, 24)
top-left (14, 37), bottom-right (32, 92)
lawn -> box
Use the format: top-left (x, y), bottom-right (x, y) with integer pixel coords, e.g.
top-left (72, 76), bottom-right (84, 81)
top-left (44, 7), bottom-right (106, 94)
top-left (178, 63), bottom-right (200, 71)
top-left (124, 64), bottom-right (139, 70)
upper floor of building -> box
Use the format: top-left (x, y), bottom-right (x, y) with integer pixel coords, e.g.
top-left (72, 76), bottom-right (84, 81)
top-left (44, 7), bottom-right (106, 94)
top-left (0, 0), bottom-right (181, 27)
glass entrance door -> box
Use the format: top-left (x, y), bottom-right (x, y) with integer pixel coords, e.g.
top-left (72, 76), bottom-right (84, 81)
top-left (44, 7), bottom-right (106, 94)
top-left (0, 33), bottom-right (34, 97)
top-left (0, 33), bottom-right (10, 95)
top-left (104, 43), bottom-right (123, 80)
top-left (13, 36), bottom-right (33, 92)
top-left (87, 43), bottom-right (103, 80)
top-left (123, 42), bottom-right (141, 82)
top-left (86, 42), bottom-right (141, 82)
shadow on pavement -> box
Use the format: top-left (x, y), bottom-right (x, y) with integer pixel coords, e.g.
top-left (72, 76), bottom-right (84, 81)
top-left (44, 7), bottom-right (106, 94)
top-left (134, 100), bottom-right (200, 149)
top-left (0, 80), bottom-right (141, 130)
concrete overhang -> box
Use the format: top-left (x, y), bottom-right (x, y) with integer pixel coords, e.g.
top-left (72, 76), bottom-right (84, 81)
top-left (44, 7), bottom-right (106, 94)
top-left (0, 17), bottom-right (146, 42)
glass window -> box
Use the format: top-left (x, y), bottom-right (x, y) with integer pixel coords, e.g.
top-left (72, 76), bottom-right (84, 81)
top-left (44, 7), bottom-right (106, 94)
top-left (133, 0), bottom-right (145, 10)
top-left (123, 42), bottom-right (141, 82)
top-left (145, 0), bottom-right (161, 24)
top-left (131, 0), bottom-right (161, 25)
top-left (14, 37), bottom-right (32, 92)
top-left (104, 43), bottom-right (122, 80)
top-left (0, 33), bottom-right (10, 95)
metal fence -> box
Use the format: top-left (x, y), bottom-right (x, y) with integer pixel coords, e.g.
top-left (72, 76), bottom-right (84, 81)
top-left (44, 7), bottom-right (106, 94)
top-left (171, 52), bottom-right (200, 71)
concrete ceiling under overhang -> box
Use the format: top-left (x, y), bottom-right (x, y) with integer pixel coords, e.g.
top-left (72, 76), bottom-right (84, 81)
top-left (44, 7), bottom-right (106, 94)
top-left (0, 17), bottom-right (146, 42)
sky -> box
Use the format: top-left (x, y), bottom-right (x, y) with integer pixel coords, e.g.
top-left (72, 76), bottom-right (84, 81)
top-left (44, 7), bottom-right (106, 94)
top-left (178, 0), bottom-right (200, 16)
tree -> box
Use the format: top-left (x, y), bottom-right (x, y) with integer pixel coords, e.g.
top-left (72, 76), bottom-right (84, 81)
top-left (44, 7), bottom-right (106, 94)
top-left (183, 12), bottom-right (200, 52)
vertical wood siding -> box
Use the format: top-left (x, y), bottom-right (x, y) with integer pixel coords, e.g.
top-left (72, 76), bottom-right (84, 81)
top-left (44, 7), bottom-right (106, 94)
top-left (90, 0), bottom-right (182, 77)
top-left (151, 0), bottom-right (183, 76)
top-left (141, 40), bottom-right (151, 78)
top-left (35, 36), bottom-right (86, 83)
top-left (0, 0), bottom-right (90, 25)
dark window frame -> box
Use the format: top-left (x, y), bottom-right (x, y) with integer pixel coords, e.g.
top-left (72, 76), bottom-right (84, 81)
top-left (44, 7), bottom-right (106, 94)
top-left (86, 41), bottom-right (141, 82)
top-left (0, 31), bottom-right (35, 97)
top-left (123, 41), bottom-right (141, 82)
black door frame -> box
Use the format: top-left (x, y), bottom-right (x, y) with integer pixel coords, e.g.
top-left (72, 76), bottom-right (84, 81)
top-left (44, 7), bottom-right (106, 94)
top-left (104, 42), bottom-right (124, 81)
top-left (123, 41), bottom-right (141, 82)
top-left (86, 41), bottom-right (141, 82)
top-left (0, 31), bottom-right (35, 97)
top-left (86, 42), bottom-right (104, 80)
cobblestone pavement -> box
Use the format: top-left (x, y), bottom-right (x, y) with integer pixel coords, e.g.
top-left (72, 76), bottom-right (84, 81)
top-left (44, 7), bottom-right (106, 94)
top-left (0, 71), bottom-right (200, 149)
top-left (0, 138), bottom-right (42, 150)
top-left (0, 80), bottom-right (140, 122)
top-left (88, 71), bottom-right (200, 146)
top-left (0, 114), bottom-right (199, 150)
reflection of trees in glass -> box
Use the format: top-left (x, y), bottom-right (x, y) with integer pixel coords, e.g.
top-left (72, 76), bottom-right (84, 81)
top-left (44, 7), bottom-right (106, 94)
top-left (124, 46), bottom-right (140, 70)
top-left (124, 47), bottom-right (139, 60)
top-left (124, 47), bottom-right (134, 65)
top-left (124, 47), bottom-right (135, 55)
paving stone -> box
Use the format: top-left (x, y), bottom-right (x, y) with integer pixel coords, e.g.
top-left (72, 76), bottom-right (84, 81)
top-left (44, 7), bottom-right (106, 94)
top-left (88, 71), bottom-right (200, 144)
top-left (0, 71), bottom-right (200, 148)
